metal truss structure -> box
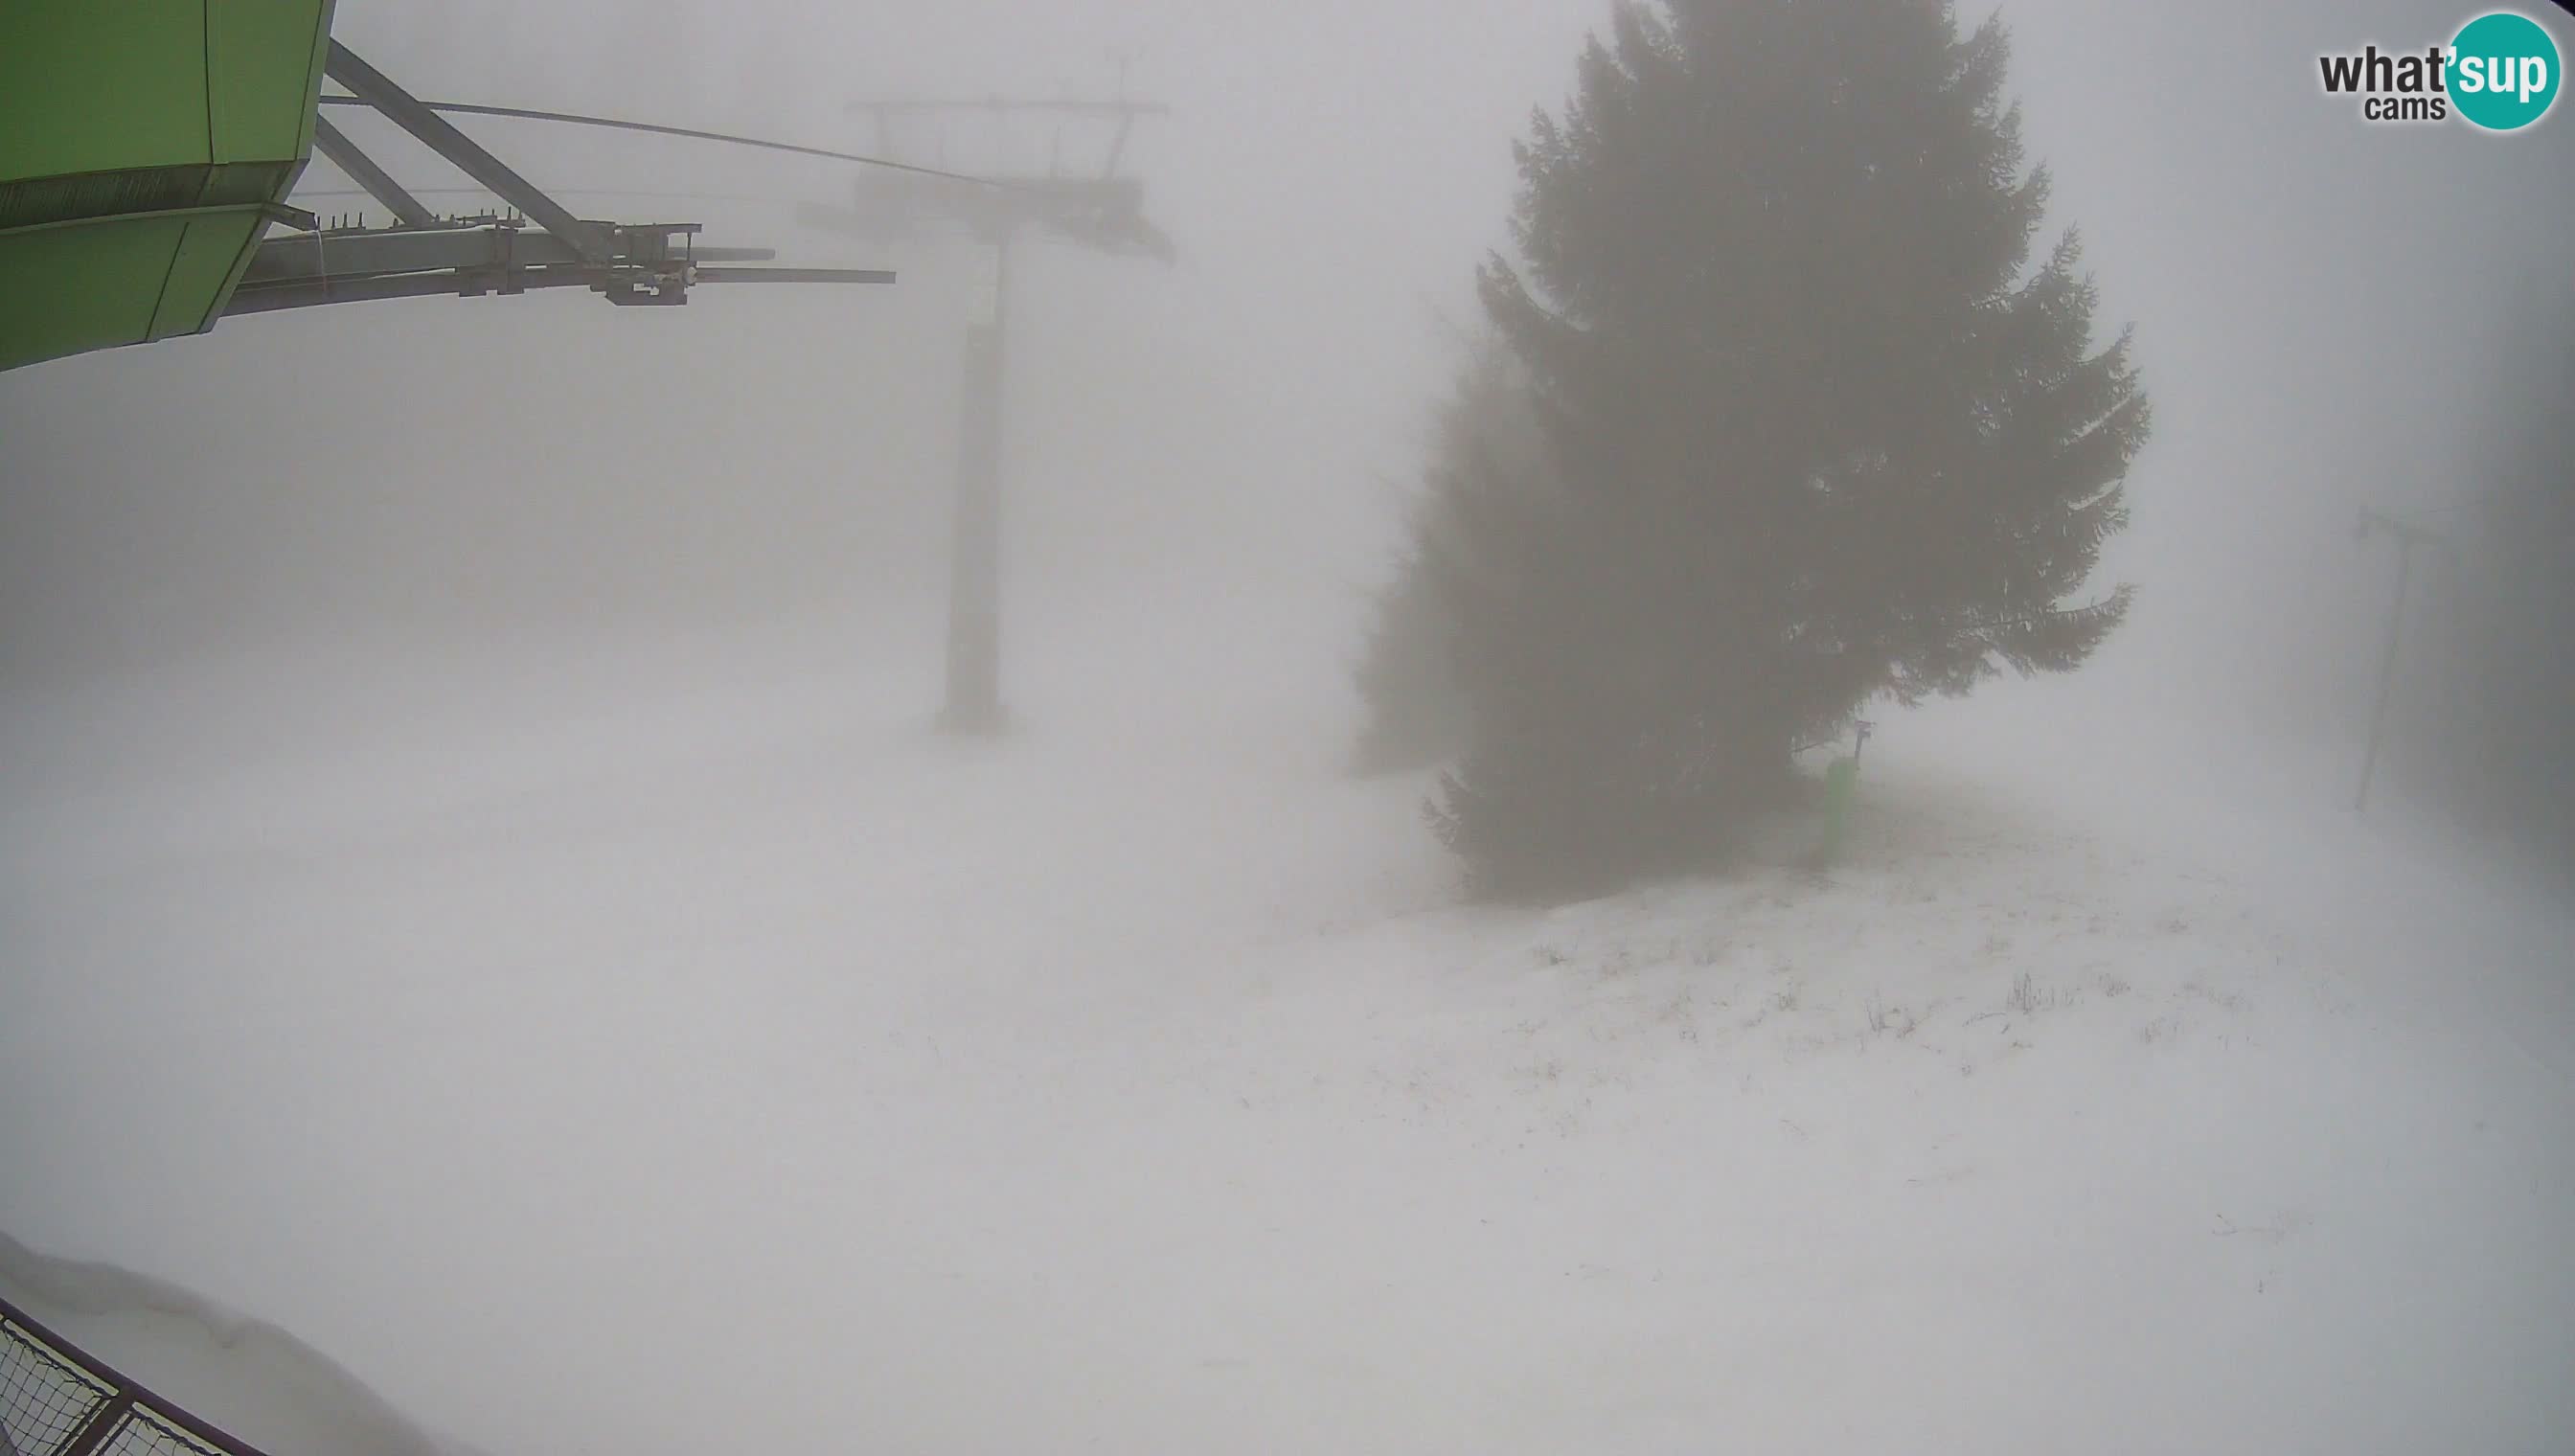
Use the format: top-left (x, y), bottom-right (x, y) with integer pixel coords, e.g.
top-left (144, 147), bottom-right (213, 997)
top-left (231, 41), bottom-right (896, 319)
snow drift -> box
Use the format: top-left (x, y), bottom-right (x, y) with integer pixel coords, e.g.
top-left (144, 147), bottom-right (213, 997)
top-left (0, 1232), bottom-right (465, 1456)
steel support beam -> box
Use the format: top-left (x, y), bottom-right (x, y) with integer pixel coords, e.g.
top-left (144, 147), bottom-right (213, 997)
top-left (240, 225), bottom-right (773, 285)
top-left (223, 263), bottom-right (895, 316)
top-left (225, 266), bottom-right (592, 314)
top-left (694, 266), bottom-right (896, 284)
top-left (323, 41), bottom-right (612, 263)
top-left (309, 114), bottom-right (438, 228)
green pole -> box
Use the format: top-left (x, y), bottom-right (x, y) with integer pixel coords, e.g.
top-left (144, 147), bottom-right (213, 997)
top-left (1814, 719), bottom-right (1873, 864)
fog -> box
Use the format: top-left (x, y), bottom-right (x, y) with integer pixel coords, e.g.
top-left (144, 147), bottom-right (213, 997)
top-left (7, 2), bottom-right (2568, 731)
top-left (5, 2), bottom-right (2572, 1452)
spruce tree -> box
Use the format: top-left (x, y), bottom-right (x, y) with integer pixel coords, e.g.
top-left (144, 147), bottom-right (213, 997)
top-left (1430, 0), bottom-right (2148, 899)
top-left (1351, 338), bottom-right (1548, 775)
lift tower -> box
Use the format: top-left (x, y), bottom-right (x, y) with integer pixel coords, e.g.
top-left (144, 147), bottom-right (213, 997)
top-left (803, 92), bottom-right (1171, 733)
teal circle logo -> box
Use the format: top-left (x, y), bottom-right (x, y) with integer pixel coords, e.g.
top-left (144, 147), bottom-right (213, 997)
top-left (2450, 11), bottom-right (2561, 130)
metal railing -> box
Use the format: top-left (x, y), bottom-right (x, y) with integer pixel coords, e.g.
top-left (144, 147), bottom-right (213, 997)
top-left (0, 1298), bottom-right (272, 1456)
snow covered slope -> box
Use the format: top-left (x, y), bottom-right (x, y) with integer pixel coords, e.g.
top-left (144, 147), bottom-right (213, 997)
top-left (1, 608), bottom-right (2568, 1455)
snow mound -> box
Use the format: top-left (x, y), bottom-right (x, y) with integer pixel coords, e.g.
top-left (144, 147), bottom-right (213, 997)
top-left (0, 1233), bottom-right (472, 1456)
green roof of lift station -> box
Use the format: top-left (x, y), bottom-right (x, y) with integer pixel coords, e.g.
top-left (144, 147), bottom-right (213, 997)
top-left (0, 1), bottom-right (338, 374)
